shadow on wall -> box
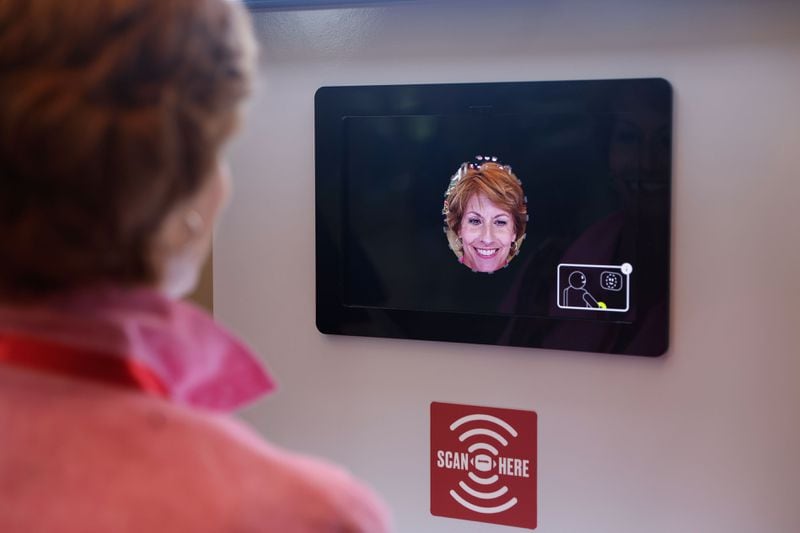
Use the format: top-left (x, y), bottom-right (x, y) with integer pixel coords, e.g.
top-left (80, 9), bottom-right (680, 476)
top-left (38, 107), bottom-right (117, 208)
top-left (188, 248), bottom-right (214, 313)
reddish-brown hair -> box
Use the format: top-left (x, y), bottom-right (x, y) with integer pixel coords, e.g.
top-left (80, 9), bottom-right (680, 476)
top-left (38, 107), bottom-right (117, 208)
top-left (446, 162), bottom-right (527, 246)
top-left (0, 0), bottom-right (255, 299)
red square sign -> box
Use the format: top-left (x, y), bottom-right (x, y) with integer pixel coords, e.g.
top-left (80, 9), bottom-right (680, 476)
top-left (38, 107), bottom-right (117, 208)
top-left (431, 402), bottom-right (537, 529)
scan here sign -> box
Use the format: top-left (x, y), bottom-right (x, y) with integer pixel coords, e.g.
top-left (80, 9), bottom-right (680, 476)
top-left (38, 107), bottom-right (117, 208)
top-left (431, 402), bottom-right (537, 529)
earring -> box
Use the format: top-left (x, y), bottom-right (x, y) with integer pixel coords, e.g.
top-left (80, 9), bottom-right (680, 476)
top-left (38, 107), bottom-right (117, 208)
top-left (510, 240), bottom-right (517, 254)
top-left (184, 209), bottom-right (204, 237)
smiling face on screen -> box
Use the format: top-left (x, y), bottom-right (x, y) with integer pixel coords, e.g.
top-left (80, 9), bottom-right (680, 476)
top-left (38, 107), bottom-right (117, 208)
top-left (458, 193), bottom-right (516, 273)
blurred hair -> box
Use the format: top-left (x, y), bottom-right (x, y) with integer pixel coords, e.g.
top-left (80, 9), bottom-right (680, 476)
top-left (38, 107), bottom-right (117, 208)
top-left (0, 0), bottom-right (256, 299)
top-left (445, 161), bottom-right (527, 257)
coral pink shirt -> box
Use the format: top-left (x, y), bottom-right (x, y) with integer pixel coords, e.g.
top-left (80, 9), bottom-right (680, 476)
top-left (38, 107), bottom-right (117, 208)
top-left (0, 287), bottom-right (391, 533)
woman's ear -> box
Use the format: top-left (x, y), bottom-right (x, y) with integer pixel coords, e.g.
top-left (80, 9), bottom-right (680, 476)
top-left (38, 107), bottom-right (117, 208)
top-left (152, 160), bottom-right (231, 298)
top-left (190, 160), bottom-right (232, 241)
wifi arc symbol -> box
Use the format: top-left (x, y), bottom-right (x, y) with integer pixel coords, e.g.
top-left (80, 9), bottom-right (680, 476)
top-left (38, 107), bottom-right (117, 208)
top-left (448, 413), bottom-right (519, 514)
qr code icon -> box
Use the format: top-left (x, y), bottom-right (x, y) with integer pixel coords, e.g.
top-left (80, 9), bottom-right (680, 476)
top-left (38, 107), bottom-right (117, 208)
top-left (601, 271), bottom-right (623, 291)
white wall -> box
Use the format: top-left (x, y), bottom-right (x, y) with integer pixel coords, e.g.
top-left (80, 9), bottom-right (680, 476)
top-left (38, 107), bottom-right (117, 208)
top-left (216, 1), bottom-right (800, 531)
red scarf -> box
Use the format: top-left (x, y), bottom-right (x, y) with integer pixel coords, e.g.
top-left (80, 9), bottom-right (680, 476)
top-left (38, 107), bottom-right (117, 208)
top-left (0, 287), bottom-right (275, 411)
top-left (0, 333), bottom-right (168, 397)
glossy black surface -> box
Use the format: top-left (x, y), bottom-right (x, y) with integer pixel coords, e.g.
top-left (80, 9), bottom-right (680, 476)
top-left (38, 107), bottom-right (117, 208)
top-left (316, 79), bottom-right (671, 356)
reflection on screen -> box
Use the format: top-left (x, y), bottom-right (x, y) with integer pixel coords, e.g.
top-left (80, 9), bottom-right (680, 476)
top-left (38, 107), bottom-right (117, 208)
top-left (342, 113), bottom-right (653, 323)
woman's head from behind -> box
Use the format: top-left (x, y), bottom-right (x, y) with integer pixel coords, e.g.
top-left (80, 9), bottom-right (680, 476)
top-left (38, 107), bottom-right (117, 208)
top-left (0, 0), bottom-right (255, 300)
top-left (444, 158), bottom-right (527, 273)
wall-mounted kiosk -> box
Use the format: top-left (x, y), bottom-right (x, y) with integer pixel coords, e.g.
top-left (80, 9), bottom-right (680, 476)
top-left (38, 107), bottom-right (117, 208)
top-left (316, 78), bottom-right (672, 356)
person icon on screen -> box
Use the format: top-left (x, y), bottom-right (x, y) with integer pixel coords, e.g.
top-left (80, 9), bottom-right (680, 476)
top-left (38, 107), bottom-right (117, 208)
top-left (563, 271), bottom-right (599, 308)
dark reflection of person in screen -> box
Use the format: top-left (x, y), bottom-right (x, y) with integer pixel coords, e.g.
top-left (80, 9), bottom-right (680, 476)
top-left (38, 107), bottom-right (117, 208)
top-left (443, 157), bottom-right (527, 274)
top-left (540, 88), bottom-right (671, 354)
top-left (491, 85), bottom-right (670, 355)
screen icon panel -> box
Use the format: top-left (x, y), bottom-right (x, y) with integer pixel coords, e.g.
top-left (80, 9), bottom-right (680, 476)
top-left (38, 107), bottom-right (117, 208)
top-left (557, 263), bottom-right (632, 312)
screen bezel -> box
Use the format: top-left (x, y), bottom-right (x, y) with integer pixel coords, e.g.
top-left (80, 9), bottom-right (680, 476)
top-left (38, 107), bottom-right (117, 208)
top-left (315, 78), bottom-right (671, 356)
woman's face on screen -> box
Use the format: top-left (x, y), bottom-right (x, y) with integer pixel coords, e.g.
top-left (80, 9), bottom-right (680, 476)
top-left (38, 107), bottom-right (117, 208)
top-left (458, 193), bottom-right (516, 273)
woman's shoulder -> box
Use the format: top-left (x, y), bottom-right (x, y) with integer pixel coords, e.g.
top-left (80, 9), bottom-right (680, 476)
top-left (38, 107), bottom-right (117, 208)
top-left (168, 400), bottom-right (392, 532)
top-left (204, 413), bottom-right (392, 532)
top-left (0, 366), bottom-right (391, 533)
